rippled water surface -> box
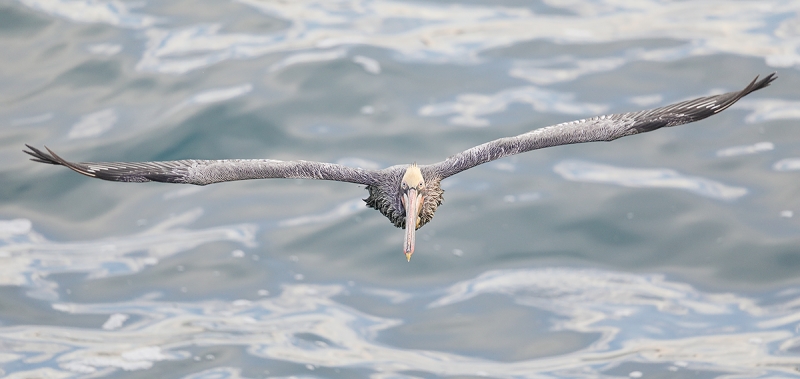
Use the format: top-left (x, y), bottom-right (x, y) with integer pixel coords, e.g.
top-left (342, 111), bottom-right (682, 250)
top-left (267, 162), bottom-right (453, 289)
top-left (3, 1), bottom-right (800, 378)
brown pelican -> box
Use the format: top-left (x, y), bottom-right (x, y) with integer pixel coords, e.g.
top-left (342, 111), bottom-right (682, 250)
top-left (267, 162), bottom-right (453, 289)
top-left (24, 73), bottom-right (775, 261)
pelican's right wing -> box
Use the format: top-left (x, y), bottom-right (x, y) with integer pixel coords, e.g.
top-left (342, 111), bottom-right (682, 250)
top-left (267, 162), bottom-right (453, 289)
top-left (427, 73), bottom-right (776, 179)
top-left (24, 145), bottom-right (379, 186)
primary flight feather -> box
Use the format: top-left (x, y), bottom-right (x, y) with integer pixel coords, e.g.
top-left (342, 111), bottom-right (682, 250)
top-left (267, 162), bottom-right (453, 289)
top-left (25, 73), bottom-right (776, 261)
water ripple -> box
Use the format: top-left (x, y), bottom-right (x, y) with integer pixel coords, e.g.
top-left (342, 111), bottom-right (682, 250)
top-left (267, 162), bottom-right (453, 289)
top-left (773, 158), bottom-right (800, 172)
top-left (737, 98), bottom-right (800, 124)
top-left (21, 1), bottom-right (800, 76)
top-left (19, 0), bottom-right (158, 28)
top-left (1, 269), bottom-right (799, 377)
top-left (419, 86), bottom-right (607, 127)
top-left (136, 25), bottom-right (281, 74)
top-left (716, 142), bottom-right (774, 157)
top-left (352, 55), bottom-right (382, 74)
top-left (0, 208), bottom-right (258, 300)
top-left (67, 108), bottom-right (118, 140)
top-left (279, 199), bottom-right (366, 228)
top-left (553, 160), bottom-right (748, 200)
top-left (510, 56), bottom-right (627, 85)
top-left (268, 49), bottom-right (348, 73)
top-left (87, 43), bottom-right (122, 56)
top-left (160, 84), bottom-right (254, 121)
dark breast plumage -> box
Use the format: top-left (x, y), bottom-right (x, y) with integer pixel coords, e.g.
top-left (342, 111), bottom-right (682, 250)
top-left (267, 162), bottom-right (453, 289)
top-left (364, 169), bottom-right (444, 229)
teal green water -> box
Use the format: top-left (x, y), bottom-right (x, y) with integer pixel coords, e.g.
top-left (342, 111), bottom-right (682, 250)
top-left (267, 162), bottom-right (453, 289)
top-left (2, 1), bottom-right (800, 378)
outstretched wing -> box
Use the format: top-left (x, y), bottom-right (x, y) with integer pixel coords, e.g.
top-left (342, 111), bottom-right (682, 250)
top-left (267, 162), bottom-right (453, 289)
top-left (23, 145), bottom-right (379, 186)
top-left (426, 73), bottom-right (776, 179)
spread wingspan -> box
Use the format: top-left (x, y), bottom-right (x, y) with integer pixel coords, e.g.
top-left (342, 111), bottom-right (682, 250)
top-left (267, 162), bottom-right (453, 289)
top-left (25, 73), bottom-right (776, 186)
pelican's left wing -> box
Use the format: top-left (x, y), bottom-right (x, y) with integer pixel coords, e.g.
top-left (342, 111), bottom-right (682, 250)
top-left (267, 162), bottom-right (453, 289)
top-left (24, 145), bottom-right (379, 186)
top-left (426, 73), bottom-right (776, 179)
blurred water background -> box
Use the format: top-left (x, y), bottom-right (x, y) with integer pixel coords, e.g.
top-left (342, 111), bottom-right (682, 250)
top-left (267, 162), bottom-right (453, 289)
top-left (2, 0), bottom-right (800, 378)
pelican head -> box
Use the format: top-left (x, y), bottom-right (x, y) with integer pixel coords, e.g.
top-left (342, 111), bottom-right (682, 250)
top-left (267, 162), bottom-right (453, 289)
top-left (401, 164), bottom-right (425, 261)
top-left (363, 163), bottom-right (445, 261)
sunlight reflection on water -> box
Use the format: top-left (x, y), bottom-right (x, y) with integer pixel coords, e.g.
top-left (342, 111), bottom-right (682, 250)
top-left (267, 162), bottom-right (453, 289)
top-left (0, 209), bottom-right (257, 300)
top-left (553, 160), bottom-right (748, 200)
top-left (4, 0), bottom-right (800, 378)
top-left (2, 262), bottom-right (800, 377)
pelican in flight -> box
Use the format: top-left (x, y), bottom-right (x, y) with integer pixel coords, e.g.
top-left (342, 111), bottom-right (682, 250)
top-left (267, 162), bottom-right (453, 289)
top-left (25, 73), bottom-right (775, 261)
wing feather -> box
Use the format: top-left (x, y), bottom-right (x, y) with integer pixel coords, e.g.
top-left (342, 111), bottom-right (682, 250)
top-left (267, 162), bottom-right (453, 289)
top-left (23, 145), bottom-right (379, 186)
top-left (425, 73), bottom-right (776, 179)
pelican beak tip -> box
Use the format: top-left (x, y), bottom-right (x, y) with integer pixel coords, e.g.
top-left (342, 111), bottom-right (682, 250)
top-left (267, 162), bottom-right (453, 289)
top-left (405, 252), bottom-right (412, 262)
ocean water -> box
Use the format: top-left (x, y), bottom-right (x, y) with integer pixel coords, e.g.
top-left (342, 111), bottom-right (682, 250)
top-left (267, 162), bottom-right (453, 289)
top-left (2, 0), bottom-right (800, 378)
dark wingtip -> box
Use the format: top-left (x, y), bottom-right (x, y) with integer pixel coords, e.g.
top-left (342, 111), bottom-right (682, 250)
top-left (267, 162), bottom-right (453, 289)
top-left (746, 72), bottom-right (777, 94)
top-left (710, 73), bottom-right (777, 114)
top-left (23, 144), bottom-right (97, 178)
top-left (23, 144), bottom-right (62, 165)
